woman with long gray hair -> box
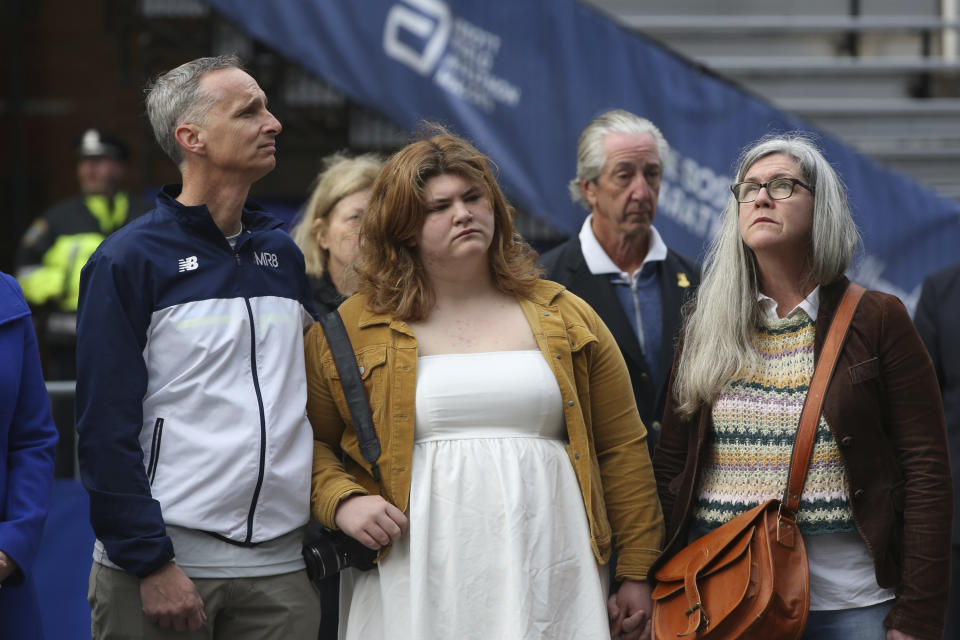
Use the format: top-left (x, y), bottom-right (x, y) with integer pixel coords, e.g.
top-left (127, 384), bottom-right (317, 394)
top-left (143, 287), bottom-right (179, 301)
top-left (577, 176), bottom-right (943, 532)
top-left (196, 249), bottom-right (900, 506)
top-left (651, 134), bottom-right (951, 640)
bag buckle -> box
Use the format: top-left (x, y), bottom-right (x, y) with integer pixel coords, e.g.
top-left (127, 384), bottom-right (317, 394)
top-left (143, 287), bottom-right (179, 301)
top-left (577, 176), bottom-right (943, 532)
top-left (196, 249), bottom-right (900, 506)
top-left (776, 503), bottom-right (797, 547)
top-left (680, 602), bottom-right (709, 631)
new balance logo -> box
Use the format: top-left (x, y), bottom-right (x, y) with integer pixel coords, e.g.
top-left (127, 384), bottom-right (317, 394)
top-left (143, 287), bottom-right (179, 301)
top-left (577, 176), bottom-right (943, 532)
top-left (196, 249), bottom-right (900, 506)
top-left (253, 252), bottom-right (279, 268)
top-left (178, 256), bottom-right (198, 272)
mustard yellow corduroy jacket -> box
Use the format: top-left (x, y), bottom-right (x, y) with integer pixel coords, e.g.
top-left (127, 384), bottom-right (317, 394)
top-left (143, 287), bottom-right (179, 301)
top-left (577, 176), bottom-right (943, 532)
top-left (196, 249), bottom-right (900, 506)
top-left (304, 279), bottom-right (665, 581)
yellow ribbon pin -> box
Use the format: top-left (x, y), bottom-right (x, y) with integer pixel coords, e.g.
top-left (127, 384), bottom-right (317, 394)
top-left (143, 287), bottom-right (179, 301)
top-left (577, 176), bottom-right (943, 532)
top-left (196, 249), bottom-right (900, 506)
top-left (677, 272), bottom-right (690, 288)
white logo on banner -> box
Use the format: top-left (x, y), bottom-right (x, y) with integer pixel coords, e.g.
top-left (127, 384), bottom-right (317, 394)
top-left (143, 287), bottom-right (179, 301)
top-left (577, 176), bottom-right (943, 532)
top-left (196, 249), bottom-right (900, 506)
top-left (384, 0), bottom-right (521, 112)
top-left (657, 150), bottom-right (731, 241)
top-left (384, 0), bottom-right (450, 75)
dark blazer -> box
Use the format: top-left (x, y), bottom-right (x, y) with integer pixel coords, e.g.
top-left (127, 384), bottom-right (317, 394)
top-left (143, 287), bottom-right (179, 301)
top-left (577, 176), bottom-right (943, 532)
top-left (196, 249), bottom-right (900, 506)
top-left (652, 278), bottom-right (952, 640)
top-left (539, 233), bottom-right (700, 442)
top-left (914, 261), bottom-right (960, 547)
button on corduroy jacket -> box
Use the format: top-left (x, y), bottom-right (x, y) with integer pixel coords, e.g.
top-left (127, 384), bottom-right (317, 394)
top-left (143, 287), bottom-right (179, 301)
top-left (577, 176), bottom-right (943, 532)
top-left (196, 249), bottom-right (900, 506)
top-left (652, 278), bottom-right (952, 640)
top-left (305, 279), bottom-right (665, 581)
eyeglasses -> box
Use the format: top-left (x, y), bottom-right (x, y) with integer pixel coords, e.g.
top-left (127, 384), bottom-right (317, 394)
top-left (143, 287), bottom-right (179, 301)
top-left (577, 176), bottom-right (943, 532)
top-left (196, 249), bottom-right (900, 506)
top-left (730, 178), bottom-right (814, 203)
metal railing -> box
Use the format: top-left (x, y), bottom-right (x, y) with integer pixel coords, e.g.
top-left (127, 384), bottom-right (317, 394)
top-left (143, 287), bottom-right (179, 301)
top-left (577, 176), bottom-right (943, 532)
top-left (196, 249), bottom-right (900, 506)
top-left (45, 380), bottom-right (78, 479)
top-left (45, 380), bottom-right (76, 398)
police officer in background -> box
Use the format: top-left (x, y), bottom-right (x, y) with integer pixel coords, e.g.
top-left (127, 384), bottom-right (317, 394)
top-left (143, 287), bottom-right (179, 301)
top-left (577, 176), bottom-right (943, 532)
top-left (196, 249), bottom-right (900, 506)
top-left (16, 128), bottom-right (150, 475)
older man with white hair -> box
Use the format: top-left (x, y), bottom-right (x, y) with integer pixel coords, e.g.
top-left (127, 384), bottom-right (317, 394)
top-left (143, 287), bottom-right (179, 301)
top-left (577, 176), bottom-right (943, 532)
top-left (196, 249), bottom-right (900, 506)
top-left (540, 109), bottom-right (699, 452)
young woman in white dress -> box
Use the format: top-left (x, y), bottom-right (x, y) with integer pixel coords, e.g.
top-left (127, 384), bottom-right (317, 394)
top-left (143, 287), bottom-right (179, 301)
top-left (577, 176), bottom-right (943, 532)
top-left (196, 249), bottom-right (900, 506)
top-left (305, 129), bottom-right (664, 640)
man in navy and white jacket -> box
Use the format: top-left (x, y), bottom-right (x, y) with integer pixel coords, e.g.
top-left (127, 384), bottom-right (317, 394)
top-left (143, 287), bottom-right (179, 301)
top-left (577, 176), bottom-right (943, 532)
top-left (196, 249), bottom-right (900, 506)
top-left (76, 55), bottom-right (319, 638)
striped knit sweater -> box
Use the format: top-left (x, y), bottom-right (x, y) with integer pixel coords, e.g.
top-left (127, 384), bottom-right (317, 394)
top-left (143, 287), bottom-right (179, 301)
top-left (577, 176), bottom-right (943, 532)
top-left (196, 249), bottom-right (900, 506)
top-left (691, 309), bottom-right (856, 536)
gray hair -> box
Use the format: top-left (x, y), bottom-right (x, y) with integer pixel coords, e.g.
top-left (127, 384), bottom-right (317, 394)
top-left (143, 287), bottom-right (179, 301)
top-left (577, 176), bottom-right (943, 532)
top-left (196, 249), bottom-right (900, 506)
top-left (672, 133), bottom-right (861, 416)
top-left (144, 55), bottom-right (244, 166)
top-left (568, 109), bottom-right (669, 208)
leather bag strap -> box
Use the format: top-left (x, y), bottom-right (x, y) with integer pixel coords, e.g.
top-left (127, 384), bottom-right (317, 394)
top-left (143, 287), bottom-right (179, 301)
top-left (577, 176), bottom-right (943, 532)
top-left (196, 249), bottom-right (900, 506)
top-left (318, 309), bottom-right (382, 483)
top-left (782, 282), bottom-right (866, 515)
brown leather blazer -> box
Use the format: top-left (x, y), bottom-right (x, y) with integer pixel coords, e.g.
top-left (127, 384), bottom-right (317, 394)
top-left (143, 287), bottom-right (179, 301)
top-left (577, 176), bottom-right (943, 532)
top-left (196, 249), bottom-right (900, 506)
top-left (651, 278), bottom-right (952, 640)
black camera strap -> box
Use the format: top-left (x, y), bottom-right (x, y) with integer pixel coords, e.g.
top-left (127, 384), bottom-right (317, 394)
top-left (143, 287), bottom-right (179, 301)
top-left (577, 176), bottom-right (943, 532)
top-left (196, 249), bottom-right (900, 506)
top-left (317, 309), bottom-right (382, 483)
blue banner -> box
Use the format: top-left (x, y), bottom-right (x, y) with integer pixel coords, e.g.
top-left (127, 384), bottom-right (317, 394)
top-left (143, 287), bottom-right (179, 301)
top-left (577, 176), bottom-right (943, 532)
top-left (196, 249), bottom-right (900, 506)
top-left (205, 0), bottom-right (960, 309)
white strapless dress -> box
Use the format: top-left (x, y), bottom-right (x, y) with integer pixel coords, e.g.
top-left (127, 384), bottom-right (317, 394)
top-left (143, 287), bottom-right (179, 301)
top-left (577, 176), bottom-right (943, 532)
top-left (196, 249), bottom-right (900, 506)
top-left (338, 350), bottom-right (609, 639)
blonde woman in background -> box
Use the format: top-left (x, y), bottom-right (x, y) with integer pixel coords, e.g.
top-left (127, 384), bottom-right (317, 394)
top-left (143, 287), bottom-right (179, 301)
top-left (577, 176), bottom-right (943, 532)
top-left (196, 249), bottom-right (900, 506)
top-left (293, 153), bottom-right (385, 315)
top-left (292, 152), bottom-right (384, 639)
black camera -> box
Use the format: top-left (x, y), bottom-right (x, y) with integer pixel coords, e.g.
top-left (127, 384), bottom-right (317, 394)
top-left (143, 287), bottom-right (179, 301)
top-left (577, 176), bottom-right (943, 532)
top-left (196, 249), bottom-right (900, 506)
top-left (302, 520), bottom-right (378, 585)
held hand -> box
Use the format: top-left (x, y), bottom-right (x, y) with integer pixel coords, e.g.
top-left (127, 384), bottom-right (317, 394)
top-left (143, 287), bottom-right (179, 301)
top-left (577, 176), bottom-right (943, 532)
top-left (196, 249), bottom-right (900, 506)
top-left (335, 494), bottom-right (409, 550)
top-left (0, 550), bottom-right (18, 586)
top-left (139, 562), bottom-right (206, 631)
top-left (607, 579), bottom-right (653, 640)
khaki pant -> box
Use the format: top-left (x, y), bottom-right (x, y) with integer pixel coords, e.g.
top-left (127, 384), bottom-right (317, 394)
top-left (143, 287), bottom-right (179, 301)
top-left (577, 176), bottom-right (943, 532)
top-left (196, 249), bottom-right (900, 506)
top-left (88, 563), bottom-right (321, 640)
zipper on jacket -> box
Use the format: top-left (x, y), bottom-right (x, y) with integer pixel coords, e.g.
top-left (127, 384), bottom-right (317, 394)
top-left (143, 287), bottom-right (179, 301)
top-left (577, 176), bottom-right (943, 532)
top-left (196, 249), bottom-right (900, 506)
top-left (243, 297), bottom-right (268, 544)
top-left (146, 418), bottom-right (164, 485)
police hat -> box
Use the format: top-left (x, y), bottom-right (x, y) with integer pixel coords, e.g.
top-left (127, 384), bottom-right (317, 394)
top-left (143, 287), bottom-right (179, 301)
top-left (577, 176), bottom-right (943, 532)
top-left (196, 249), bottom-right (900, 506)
top-left (75, 128), bottom-right (129, 160)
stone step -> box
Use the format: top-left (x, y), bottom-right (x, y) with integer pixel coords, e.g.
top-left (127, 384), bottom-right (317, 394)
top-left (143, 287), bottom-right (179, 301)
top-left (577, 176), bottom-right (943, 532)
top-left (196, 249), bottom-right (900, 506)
top-left (780, 98), bottom-right (960, 138)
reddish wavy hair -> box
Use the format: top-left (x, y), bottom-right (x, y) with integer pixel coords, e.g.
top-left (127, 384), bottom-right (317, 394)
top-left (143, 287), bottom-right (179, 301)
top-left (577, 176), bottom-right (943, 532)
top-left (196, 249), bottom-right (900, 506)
top-left (356, 127), bottom-right (541, 321)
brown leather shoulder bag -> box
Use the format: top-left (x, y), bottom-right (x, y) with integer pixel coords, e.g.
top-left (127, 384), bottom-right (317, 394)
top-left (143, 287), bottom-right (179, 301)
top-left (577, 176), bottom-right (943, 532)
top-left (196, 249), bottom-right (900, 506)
top-left (651, 283), bottom-right (866, 640)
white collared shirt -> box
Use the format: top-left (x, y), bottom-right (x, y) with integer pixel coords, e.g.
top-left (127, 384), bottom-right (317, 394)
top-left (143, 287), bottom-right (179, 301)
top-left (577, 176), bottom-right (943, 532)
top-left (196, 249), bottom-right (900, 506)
top-left (757, 286), bottom-right (820, 322)
top-left (576, 215), bottom-right (668, 362)
top-left (578, 215), bottom-right (668, 278)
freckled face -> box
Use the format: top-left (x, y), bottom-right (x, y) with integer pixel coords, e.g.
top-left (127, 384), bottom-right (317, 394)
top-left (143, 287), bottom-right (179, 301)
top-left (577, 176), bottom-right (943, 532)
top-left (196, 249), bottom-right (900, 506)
top-left (738, 153), bottom-right (814, 257)
top-left (414, 173), bottom-right (494, 272)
